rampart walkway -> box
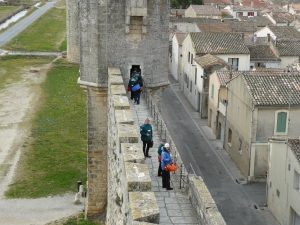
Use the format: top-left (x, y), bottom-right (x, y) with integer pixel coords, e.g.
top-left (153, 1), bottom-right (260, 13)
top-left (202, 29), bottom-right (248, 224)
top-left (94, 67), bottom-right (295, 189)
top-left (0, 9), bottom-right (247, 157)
top-left (128, 93), bottom-right (199, 224)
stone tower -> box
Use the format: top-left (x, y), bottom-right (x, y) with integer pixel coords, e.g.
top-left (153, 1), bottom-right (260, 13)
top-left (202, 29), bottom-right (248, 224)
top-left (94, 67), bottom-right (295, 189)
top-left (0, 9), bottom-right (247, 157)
top-left (66, 0), bottom-right (80, 63)
top-left (74, 0), bottom-right (170, 219)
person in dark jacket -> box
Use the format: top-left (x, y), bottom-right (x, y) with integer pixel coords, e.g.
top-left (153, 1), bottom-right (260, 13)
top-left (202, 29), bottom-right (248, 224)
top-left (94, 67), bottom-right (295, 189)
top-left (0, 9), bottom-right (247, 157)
top-left (133, 73), bottom-right (143, 104)
top-left (128, 74), bottom-right (137, 100)
top-left (140, 118), bottom-right (153, 158)
top-left (157, 139), bottom-right (166, 176)
top-left (161, 143), bottom-right (173, 190)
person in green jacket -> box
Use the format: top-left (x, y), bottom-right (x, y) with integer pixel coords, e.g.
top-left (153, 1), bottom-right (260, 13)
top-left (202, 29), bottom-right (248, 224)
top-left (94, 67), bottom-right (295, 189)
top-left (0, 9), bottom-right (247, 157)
top-left (140, 118), bottom-right (153, 158)
top-left (157, 138), bottom-right (166, 176)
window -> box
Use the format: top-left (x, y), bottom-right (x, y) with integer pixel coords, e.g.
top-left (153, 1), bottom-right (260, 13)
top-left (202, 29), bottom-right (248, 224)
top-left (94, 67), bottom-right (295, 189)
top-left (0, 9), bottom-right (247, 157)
top-left (237, 12), bottom-right (243, 16)
top-left (276, 189), bottom-right (280, 197)
top-left (191, 54), bottom-right (193, 64)
top-left (237, 106), bottom-right (240, 118)
top-left (188, 52), bottom-right (190, 62)
top-left (187, 77), bottom-right (189, 88)
top-left (190, 81), bottom-right (192, 92)
top-left (228, 128), bottom-right (232, 147)
top-left (195, 68), bottom-right (197, 85)
top-left (211, 84), bottom-right (214, 99)
top-left (228, 58), bottom-right (239, 71)
top-left (294, 170), bottom-right (300, 193)
top-left (274, 110), bottom-right (289, 135)
top-left (248, 12), bottom-right (254, 16)
top-left (238, 139), bottom-right (242, 154)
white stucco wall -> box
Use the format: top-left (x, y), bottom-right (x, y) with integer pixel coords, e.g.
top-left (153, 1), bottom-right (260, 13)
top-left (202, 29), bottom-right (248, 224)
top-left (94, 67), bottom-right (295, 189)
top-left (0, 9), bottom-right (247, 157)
top-left (185, 6), bottom-right (196, 18)
top-left (217, 54), bottom-right (250, 71)
top-left (280, 56), bottom-right (298, 68)
top-left (169, 22), bottom-right (195, 33)
top-left (268, 140), bottom-right (300, 225)
top-left (172, 35), bottom-right (183, 82)
top-left (255, 27), bottom-right (276, 40)
top-left (250, 61), bottom-right (281, 69)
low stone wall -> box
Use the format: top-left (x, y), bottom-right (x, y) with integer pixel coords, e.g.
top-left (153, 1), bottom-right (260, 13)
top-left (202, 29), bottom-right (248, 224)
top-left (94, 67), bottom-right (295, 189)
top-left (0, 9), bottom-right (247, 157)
top-left (106, 67), bottom-right (159, 224)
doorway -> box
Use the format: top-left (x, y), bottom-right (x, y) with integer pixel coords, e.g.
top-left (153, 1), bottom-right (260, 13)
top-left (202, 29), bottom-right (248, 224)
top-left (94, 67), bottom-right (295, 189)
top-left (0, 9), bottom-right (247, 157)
top-left (130, 65), bottom-right (141, 77)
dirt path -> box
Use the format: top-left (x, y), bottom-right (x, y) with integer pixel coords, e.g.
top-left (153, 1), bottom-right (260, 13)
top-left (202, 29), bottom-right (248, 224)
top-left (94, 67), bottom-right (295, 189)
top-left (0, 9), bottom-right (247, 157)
top-left (0, 60), bottom-right (83, 225)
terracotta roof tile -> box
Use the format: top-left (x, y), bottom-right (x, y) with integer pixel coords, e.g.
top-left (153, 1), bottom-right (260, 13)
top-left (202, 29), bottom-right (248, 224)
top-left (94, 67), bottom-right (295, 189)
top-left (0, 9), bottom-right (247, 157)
top-left (268, 26), bottom-right (300, 39)
top-left (195, 22), bottom-right (233, 33)
top-left (175, 32), bottom-right (187, 45)
top-left (225, 20), bottom-right (258, 32)
top-left (194, 54), bottom-right (230, 68)
top-left (275, 39), bottom-right (300, 56)
top-left (190, 32), bottom-right (250, 54)
top-left (248, 45), bottom-right (281, 61)
top-left (288, 138), bottom-right (300, 163)
top-left (241, 72), bottom-right (300, 106)
top-left (190, 5), bottom-right (222, 15)
top-left (272, 12), bottom-right (296, 23)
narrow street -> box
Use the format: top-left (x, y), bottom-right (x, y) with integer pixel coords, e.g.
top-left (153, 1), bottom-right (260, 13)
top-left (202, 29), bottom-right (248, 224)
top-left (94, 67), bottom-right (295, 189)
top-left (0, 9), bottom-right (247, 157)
top-left (161, 74), bottom-right (279, 225)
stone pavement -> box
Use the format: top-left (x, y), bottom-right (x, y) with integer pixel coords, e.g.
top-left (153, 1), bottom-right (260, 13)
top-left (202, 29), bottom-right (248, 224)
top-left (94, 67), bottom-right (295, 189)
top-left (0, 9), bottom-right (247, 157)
top-left (128, 94), bottom-right (200, 225)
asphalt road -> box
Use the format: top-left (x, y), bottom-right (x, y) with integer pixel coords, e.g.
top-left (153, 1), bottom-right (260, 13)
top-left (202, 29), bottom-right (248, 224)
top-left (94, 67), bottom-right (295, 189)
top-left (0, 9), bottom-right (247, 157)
top-left (0, 1), bottom-right (57, 47)
top-left (161, 75), bottom-right (279, 225)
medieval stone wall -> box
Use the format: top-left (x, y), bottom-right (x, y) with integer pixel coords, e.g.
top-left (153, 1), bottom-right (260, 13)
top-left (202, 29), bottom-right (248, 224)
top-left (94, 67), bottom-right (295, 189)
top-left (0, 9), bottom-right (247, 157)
top-left (106, 68), bottom-right (159, 224)
top-left (78, 0), bottom-right (170, 88)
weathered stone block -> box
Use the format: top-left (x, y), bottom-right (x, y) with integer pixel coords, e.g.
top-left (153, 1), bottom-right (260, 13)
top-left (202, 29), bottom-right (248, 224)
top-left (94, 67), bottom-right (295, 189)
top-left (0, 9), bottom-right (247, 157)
top-left (115, 109), bottom-right (134, 125)
top-left (117, 124), bottom-right (139, 143)
top-left (112, 96), bottom-right (130, 110)
top-left (125, 162), bottom-right (151, 191)
top-left (108, 67), bottom-right (121, 76)
top-left (108, 75), bottom-right (124, 85)
top-left (122, 143), bottom-right (145, 163)
top-left (129, 192), bottom-right (159, 224)
top-left (111, 85), bottom-right (126, 96)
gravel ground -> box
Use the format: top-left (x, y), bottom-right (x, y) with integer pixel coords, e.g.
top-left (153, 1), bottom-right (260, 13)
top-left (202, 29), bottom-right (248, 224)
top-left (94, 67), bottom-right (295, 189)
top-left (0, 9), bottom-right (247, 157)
top-left (0, 62), bottom-right (83, 225)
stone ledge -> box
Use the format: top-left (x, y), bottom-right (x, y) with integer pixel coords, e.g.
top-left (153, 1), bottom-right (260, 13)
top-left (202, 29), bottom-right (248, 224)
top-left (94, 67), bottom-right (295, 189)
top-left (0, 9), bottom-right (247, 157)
top-left (112, 95), bottom-right (130, 110)
top-left (125, 162), bottom-right (151, 191)
top-left (117, 124), bottom-right (139, 143)
top-left (111, 85), bottom-right (126, 96)
top-left (122, 143), bottom-right (145, 163)
top-left (188, 176), bottom-right (226, 225)
top-left (129, 192), bottom-right (159, 224)
top-left (108, 67), bottom-right (121, 75)
top-left (109, 75), bottom-right (124, 85)
top-left (115, 109), bottom-right (134, 125)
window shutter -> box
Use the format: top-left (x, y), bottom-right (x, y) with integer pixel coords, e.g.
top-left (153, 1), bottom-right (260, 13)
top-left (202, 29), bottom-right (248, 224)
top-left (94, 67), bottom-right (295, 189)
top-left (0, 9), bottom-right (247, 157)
top-left (276, 112), bottom-right (287, 133)
top-left (211, 84), bottom-right (214, 99)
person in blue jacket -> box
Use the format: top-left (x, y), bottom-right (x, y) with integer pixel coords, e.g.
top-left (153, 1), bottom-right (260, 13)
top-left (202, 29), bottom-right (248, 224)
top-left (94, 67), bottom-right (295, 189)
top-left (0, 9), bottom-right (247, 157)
top-left (157, 139), bottom-right (166, 177)
top-left (140, 118), bottom-right (153, 158)
top-left (161, 143), bottom-right (173, 190)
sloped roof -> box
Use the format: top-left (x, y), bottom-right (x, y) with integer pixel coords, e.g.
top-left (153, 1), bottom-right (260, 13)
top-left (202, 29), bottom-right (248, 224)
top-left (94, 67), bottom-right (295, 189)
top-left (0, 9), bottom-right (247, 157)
top-left (189, 32), bottom-right (250, 54)
top-left (237, 15), bottom-right (272, 27)
top-left (195, 22), bottom-right (233, 33)
top-left (175, 32), bottom-right (187, 45)
top-left (241, 73), bottom-right (300, 106)
top-left (248, 45), bottom-right (281, 61)
top-left (170, 9), bottom-right (186, 16)
top-left (232, 5), bottom-right (261, 11)
top-left (170, 17), bottom-right (222, 23)
top-left (275, 39), bottom-right (300, 56)
top-left (226, 20), bottom-right (258, 32)
top-left (268, 26), bottom-right (300, 39)
top-left (203, 0), bottom-right (231, 4)
top-left (272, 12), bottom-right (296, 24)
top-left (194, 54), bottom-right (230, 68)
top-left (220, 9), bottom-right (234, 18)
top-left (190, 5), bottom-right (222, 15)
top-left (288, 138), bottom-right (300, 163)
top-left (215, 69), bottom-right (285, 86)
top-left (244, 36), bottom-right (271, 45)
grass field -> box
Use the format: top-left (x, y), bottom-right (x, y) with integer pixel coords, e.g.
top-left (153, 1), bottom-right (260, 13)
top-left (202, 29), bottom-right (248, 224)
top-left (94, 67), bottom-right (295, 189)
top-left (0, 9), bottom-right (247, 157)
top-left (5, 58), bottom-right (87, 198)
top-left (2, 6), bottom-right (66, 52)
top-left (0, 55), bottom-right (55, 90)
top-left (0, 6), bottom-right (19, 18)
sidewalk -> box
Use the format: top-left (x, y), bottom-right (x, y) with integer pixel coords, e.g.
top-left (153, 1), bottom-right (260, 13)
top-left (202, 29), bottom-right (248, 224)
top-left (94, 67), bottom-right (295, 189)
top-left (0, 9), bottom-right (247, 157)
top-left (128, 95), bottom-right (200, 225)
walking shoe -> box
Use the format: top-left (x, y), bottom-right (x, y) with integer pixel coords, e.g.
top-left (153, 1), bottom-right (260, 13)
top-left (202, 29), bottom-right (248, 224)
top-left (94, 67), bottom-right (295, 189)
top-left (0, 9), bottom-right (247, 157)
top-left (166, 187), bottom-right (173, 190)
top-left (146, 155), bottom-right (151, 158)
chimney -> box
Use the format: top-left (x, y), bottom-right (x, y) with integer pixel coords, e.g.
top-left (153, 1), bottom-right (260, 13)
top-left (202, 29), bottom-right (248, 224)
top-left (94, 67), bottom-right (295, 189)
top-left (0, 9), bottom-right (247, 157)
top-left (251, 1), bottom-right (254, 7)
top-left (241, 33), bottom-right (244, 40)
top-left (254, 34), bottom-right (257, 43)
top-left (176, 9), bottom-right (178, 17)
top-left (229, 66), bottom-right (233, 79)
top-left (231, 0), bottom-right (234, 6)
top-left (267, 33), bottom-right (270, 43)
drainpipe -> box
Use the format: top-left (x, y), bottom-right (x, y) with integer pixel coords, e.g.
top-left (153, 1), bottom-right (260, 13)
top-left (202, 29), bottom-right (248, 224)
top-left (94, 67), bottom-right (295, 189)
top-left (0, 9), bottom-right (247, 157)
top-left (224, 84), bottom-right (228, 149)
top-left (248, 105), bottom-right (255, 182)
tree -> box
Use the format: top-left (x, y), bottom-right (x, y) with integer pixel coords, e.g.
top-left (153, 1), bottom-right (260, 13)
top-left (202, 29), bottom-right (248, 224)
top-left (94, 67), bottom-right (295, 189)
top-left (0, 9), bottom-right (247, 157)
top-left (171, 0), bottom-right (203, 9)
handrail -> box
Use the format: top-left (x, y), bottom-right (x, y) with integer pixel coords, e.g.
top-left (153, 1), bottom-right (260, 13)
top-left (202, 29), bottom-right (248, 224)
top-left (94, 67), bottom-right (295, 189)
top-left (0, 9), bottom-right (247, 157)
top-left (142, 83), bottom-right (196, 188)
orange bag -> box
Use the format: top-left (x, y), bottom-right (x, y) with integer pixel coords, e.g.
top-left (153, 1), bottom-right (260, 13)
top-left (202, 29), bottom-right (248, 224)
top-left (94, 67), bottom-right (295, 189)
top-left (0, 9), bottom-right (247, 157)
top-left (164, 163), bottom-right (178, 172)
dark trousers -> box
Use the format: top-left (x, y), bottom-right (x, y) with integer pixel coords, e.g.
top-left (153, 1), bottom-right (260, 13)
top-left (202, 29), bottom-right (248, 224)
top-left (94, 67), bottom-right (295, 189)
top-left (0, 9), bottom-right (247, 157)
top-left (158, 162), bottom-right (162, 176)
top-left (162, 170), bottom-right (170, 188)
top-left (134, 90), bottom-right (141, 104)
top-left (143, 140), bottom-right (151, 157)
top-left (130, 91), bottom-right (134, 100)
